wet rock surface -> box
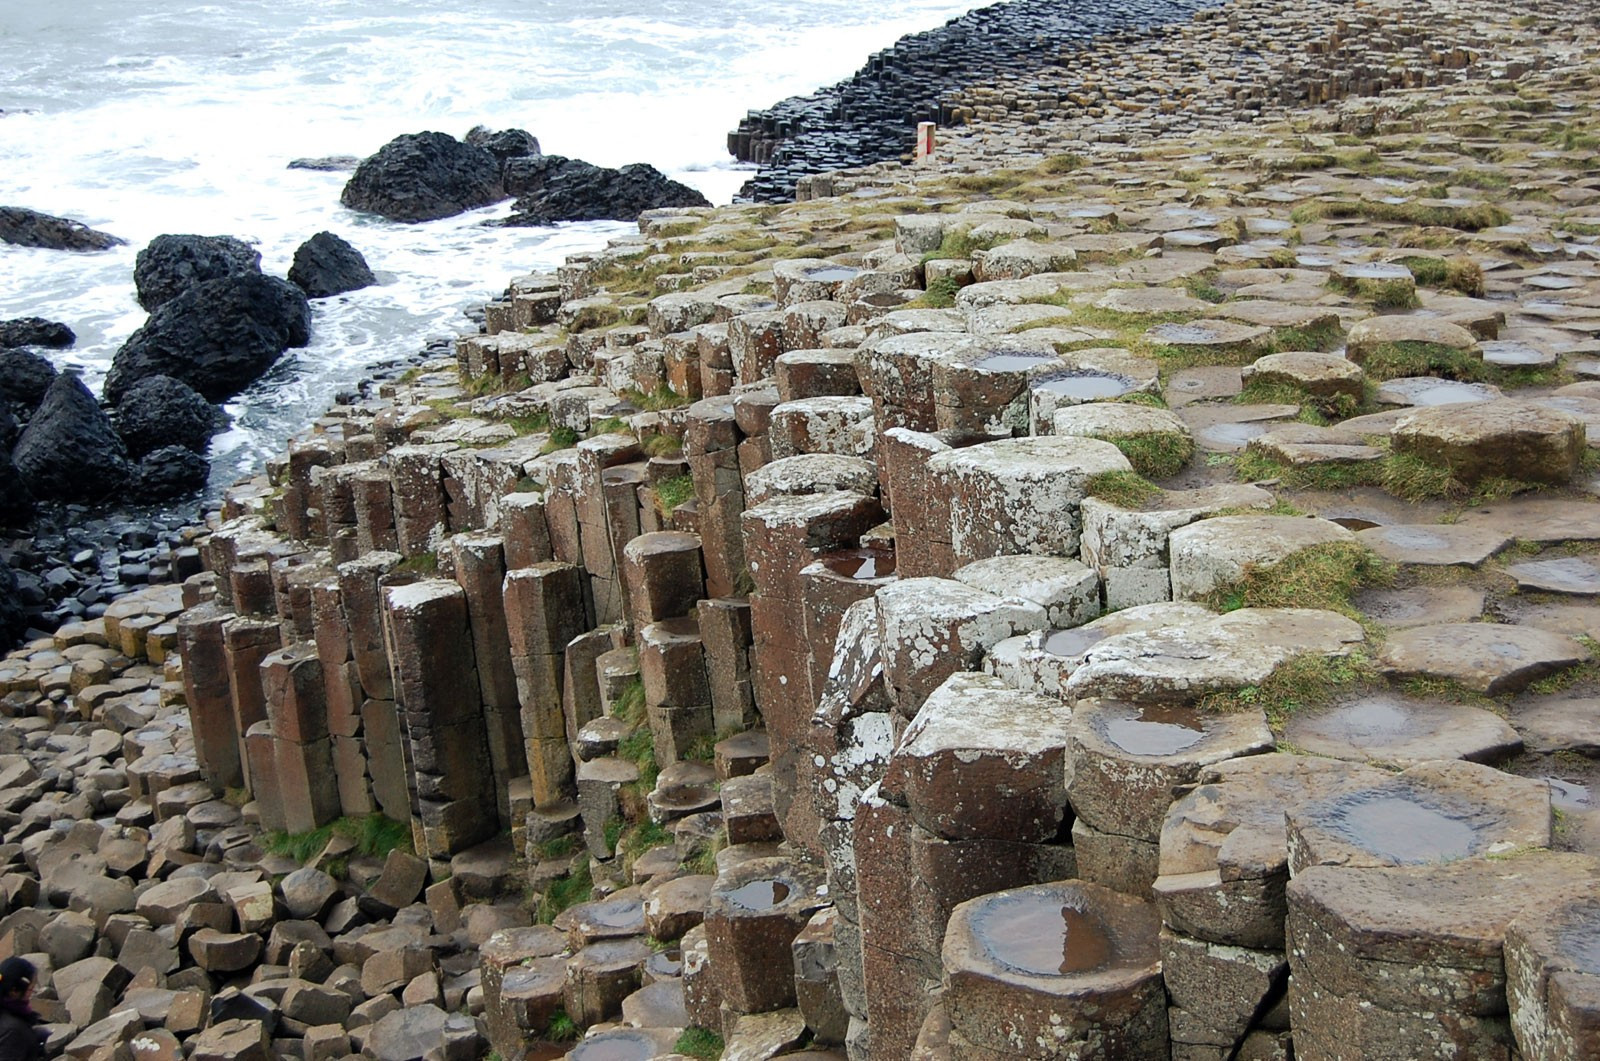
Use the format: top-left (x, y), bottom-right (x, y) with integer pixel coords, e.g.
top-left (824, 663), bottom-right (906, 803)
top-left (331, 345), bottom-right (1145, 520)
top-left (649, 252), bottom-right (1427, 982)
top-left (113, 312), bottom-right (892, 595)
top-left (0, 205), bottom-right (124, 251)
top-left (340, 130), bottom-right (505, 222)
top-left (133, 234), bottom-right (263, 313)
top-left (498, 155), bottom-right (711, 225)
top-left (287, 230), bottom-right (376, 299)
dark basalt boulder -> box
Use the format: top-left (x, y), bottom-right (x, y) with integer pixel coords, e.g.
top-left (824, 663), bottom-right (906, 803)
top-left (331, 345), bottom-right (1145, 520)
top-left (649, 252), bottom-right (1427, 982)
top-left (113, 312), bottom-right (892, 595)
top-left (0, 206), bottom-right (124, 251)
top-left (340, 132), bottom-right (504, 223)
top-left (499, 155), bottom-right (710, 225)
top-left (105, 272), bottom-right (311, 404)
top-left (133, 444), bottom-right (209, 500)
top-left (0, 318), bottom-right (75, 349)
top-left (465, 125), bottom-right (541, 163)
top-left (288, 156), bottom-right (361, 172)
top-left (288, 231), bottom-right (376, 298)
top-left (0, 405), bottom-right (16, 449)
top-left (0, 555), bottom-right (25, 651)
top-left (113, 374), bottom-right (221, 458)
top-left (0, 446), bottom-right (32, 528)
top-left (12, 373), bottom-right (132, 503)
top-left (0, 348), bottom-right (58, 420)
top-left (134, 234), bottom-right (263, 312)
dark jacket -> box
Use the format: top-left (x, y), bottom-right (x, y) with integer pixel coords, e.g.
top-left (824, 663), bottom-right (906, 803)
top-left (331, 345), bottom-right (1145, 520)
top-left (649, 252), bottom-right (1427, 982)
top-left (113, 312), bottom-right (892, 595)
top-left (0, 1004), bottom-right (44, 1061)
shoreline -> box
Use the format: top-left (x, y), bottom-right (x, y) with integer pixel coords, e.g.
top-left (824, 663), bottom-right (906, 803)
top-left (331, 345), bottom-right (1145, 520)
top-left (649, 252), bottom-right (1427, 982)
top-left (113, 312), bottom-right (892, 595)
top-left (1, 0), bottom-right (1599, 1058)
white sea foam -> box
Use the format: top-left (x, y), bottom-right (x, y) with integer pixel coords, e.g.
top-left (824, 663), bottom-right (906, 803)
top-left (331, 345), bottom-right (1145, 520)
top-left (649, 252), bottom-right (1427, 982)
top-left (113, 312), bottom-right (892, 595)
top-left (0, 0), bottom-right (981, 492)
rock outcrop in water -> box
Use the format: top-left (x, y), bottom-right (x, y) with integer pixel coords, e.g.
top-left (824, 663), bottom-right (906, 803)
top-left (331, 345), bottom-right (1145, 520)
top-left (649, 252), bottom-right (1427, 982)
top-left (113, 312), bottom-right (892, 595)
top-left (499, 155), bottom-right (710, 225)
top-left (288, 231), bottom-right (376, 298)
top-left (105, 272), bottom-right (311, 404)
top-left (11, 373), bottom-right (131, 503)
top-left (0, 317), bottom-right (74, 349)
top-left (340, 131), bottom-right (506, 223)
top-left (112, 374), bottom-right (222, 459)
top-left (134, 234), bottom-right (263, 312)
top-left (0, 205), bottom-right (124, 251)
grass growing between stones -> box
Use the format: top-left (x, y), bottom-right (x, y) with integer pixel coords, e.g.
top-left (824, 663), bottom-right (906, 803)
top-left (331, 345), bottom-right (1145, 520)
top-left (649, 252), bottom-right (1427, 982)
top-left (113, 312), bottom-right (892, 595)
top-left (1234, 380), bottom-right (1366, 422)
top-left (911, 276), bottom-right (961, 309)
top-left (537, 861), bottom-right (594, 925)
top-left (1231, 450), bottom-right (1385, 491)
top-left (394, 551), bottom-right (439, 576)
top-left (263, 813), bottom-right (414, 868)
top-left (1359, 340), bottom-right (1489, 382)
top-left (641, 432), bottom-right (684, 458)
top-left (1526, 637), bottom-right (1600, 696)
top-left (1102, 431), bottom-right (1195, 479)
top-left (1200, 652), bottom-right (1377, 727)
top-left (545, 1008), bottom-right (581, 1042)
top-left (1395, 255), bottom-right (1485, 296)
top-left (675, 1027), bottom-right (726, 1059)
top-left (1290, 198), bottom-right (1512, 231)
top-left (655, 475), bottom-right (696, 512)
top-left (1083, 470), bottom-right (1162, 508)
top-left (921, 229), bottom-right (1003, 264)
top-left (1203, 541), bottom-right (1396, 618)
top-left (623, 385), bottom-right (691, 412)
top-left (540, 426), bottom-right (580, 454)
top-left (614, 676), bottom-right (646, 726)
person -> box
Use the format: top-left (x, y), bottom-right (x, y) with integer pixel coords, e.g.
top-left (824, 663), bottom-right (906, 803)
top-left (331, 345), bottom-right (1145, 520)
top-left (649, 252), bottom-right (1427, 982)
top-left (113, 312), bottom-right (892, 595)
top-left (0, 957), bottom-right (45, 1061)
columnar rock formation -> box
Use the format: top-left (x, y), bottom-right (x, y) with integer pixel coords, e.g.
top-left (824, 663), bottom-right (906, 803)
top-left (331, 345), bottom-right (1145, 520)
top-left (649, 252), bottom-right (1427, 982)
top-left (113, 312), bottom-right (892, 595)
top-left (0, 0), bottom-right (1597, 1059)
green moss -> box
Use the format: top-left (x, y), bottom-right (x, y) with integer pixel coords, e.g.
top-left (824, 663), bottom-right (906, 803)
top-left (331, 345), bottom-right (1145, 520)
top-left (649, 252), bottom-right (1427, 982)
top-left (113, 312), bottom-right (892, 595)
top-left (590, 416), bottom-right (631, 436)
top-left (568, 303), bottom-right (622, 332)
top-left (1202, 540), bottom-right (1396, 618)
top-left (395, 551), bottom-right (438, 576)
top-left (1199, 652), bottom-right (1377, 727)
top-left (1037, 153), bottom-right (1085, 175)
top-left (541, 425), bottom-right (580, 454)
top-left (1359, 341), bottom-right (1487, 383)
top-left (1293, 198), bottom-right (1510, 231)
top-left (1083, 470), bottom-right (1162, 508)
top-left (1232, 450), bottom-right (1385, 491)
top-left (916, 276), bottom-right (961, 309)
top-left (537, 861), bottom-right (594, 924)
top-left (1396, 256), bottom-right (1485, 296)
top-left (674, 1027), bottom-right (726, 1059)
top-left (1103, 432), bottom-right (1195, 479)
top-left (921, 229), bottom-right (1003, 264)
top-left (533, 834), bottom-right (579, 861)
top-left (263, 813), bottom-right (413, 867)
top-left (655, 474), bottom-right (696, 512)
top-left (624, 385), bottom-right (691, 412)
top-left (613, 676), bottom-right (646, 726)
top-left (1185, 276), bottom-right (1227, 304)
top-left (545, 1008), bottom-right (581, 1041)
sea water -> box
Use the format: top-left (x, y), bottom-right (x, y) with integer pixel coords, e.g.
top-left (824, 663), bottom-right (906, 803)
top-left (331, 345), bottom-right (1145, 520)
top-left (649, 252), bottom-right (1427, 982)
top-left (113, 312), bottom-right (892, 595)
top-left (0, 0), bottom-right (983, 492)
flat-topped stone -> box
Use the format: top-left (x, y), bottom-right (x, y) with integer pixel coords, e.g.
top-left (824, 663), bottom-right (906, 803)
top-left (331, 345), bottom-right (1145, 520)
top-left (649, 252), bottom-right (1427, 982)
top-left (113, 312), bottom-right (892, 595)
top-left (1506, 893), bottom-right (1600, 1060)
top-left (928, 435), bottom-right (1132, 563)
top-left (1068, 699), bottom-right (1273, 842)
top-left (1169, 514), bottom-right (1355, 600)
top-left (1289, 852), bottom-right (1600, 1061)
top-left (1283, 693), bottom-right (1521, 766)
top-left (1457, 500), bottom-right (1600, 544)
top-left (1379, 622), bottom-right (1589, 695)
top-left (1065, 607), bottom-right (1364, 704)
top-left (1156, 754), bottom-right (1389, 948)
top-left (1506, 557), bottom-right (1600, 595)
top-left (1145, 319), bottom-right (1274, 361)
top-left (1241, 350), bottom-right (1363, 398)
top-left (1375, 376), bottom-right (1503, 407)
top-left (1355, 523), bottom-right (1512, 566)
top-left (949, 555), bottom-right (1101, 630)
top-left (742, 453), bottom-right (877, 506)
top-left (1092, 286), bottom-right (1209, 316)
top-left (1050, 403), bottom-right (1193, 478)
top-left (1286, 759), bottom-right (1552, 872)
top-left (1511, 697), bottom-right (1600, 756)
top-left (941, 880), bottom-right (1167, 1059)
top-left (1391, 399), bottom-right (1587, 485)
top-left (1346, 314), bottom-right (1479, 365)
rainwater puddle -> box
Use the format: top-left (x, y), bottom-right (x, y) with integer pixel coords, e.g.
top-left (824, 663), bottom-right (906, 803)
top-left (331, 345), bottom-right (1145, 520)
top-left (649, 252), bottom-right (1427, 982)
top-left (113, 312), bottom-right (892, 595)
top-left (726, 879), bottom-right (791, 910)
top-left (974, 895), bottom-right (1111, 976)
top-left (1324, 793), bottom-right (1479, 863)
top-left (1102, 703), bottom-right (1206, 756)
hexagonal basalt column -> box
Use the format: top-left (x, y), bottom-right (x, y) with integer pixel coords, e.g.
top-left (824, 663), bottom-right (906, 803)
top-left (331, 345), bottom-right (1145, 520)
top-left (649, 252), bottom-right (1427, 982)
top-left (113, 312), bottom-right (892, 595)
top-left (928, 335), bottom-right (1067, 436)
top-left (1168, 514), bottom-right (1355, 601)
top-left (1507, 894), bottom-right (1600, 1061)
top-left (1289, 853), bottom-right (1600, 1061)
top-left (942, 881), bottom-right (1166, 1059)
top-left (620, 531), bottom-right (705, 631)
top-left (768, 396), bottom-right (874, 460)
top-left (929, 436), bottom-right (1132, 566)
top-left (883, 672), bottom-right (1071, 844)
top-left (1068, 698), bottom-right (1272, 895)
top-left (1155, 753), bottom-right (1389, 949)
top-left (704, 857), bottom-right (829, 1015)
top-left (875, 577), bottom-right (1047, 720)
top-left (1286, 759), bottom-right (1552, 873)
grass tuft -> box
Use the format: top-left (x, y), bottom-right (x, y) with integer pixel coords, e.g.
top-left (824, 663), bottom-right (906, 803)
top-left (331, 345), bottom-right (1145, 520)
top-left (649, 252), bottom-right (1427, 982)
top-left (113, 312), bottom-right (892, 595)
top-left (1083, 470), bottom-right (1162, 508)
top-left (655, 474), bottom-right (696, 512)
top-left (1200, 652), bottom-right (1376, 727)
top-left (537, 861), bottom-right (594, 925)
top-left (545, 1008), bottom-right (581, 1041)
top-left (1103, 432), bottom-right (1195, 479)
top-left (674, 1027), bottom-right (726, 1059)
top-left (541, 425), bottom-right (580, 454)
top-left (1203, 541), bottom-right (1396, 617)
top-left (263, 813), bottom-right (413, 868)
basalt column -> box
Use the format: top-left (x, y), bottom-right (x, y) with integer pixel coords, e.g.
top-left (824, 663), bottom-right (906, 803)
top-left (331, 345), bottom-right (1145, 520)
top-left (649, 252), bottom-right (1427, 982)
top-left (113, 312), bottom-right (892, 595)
top-left (504, 564), bottom-right (591, 807)
top-left (258, 644), bottom-right (342, 834)
top-left (382, 580), bottom-right (498, 865)
top-left (741, 490), bottom-right (883, 856)
top-left (450, 534), bottom-right (527, 827)
top-left (177, 602), bottom-right (243, 791)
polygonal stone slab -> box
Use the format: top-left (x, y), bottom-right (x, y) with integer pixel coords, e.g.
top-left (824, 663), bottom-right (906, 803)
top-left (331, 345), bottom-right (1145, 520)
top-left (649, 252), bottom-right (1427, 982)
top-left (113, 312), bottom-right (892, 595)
top-left (1241, 350), bottom-right (1364, 399)
top-left (950, 554), bottom-right (1100, 630)
top-left (1155, 754), bottom-right (1397, 948)
top-left (942, 880), bottom-right (1167, 1059)
top-left (928, 435), bottom-right (1132, 563)
top-left (1286, 759), bottom-right (1552, 872)
top-left (1506, 894), bottom-right (1600, 1061)
top-left (703, 856), bottom-right (828, 1014)
top-left (883, 672), bottom-right (1072, 843)
top-left (983, 602), bottom-right (1215, 700)
top-left (1375, 376), bottom-right (1503, 407)
top-left (1390, 399), bottom-right (1587, 485)
top-left (1506, 557), bottom-right (1600, 595)
top-left (1168, 514), bottom-right (1355, 601)
top-left (1354, 585), bottom-right (1486, 629)
top-left (1067, 698), bottom-right (1273, 841)
top-left (1065, 607), bottom-right (1364, 704)
top-left (1510, 697), bottom-right (1600, 756)
top-left (1378, 622), bottom-right (1589, 695)
top-left (1345, 314), bottom-right (1479, 364)
top-left (1288, 852), bottom-right (1600, 1019)
top-left (1283, 693), bottom-right (1521, 766)
top-left (1355, 523), bottom-right (1511, 567)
